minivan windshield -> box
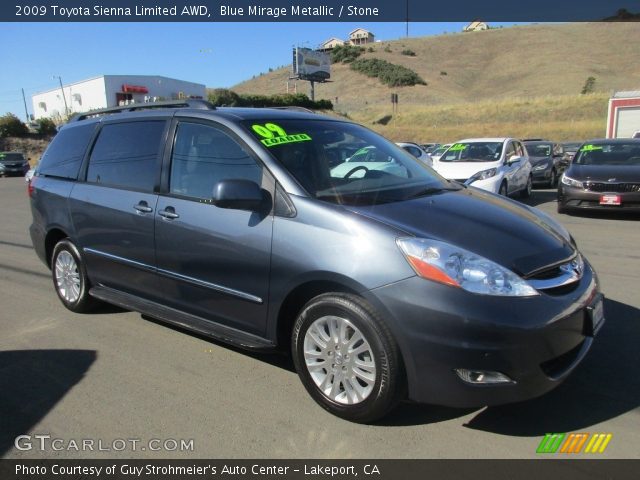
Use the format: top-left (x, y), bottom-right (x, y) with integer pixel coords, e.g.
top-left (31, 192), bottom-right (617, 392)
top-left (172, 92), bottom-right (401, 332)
top-left (573, 142), bottom-right (640, 166)
top-left (439, 142), bottom-right (503, 163)
top-left (243, 119), bottom-right (457, 206)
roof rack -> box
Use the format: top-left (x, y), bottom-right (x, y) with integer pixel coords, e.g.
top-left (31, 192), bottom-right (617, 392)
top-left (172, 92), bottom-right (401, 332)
top-left (268, 106), bottom-right (315, 113)
top-left (69, 99), bottom-right (215, 122)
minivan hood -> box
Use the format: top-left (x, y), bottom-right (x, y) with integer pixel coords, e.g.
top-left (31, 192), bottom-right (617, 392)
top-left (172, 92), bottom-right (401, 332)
top-left (567, 164), bottom-right (640, 182)
top-left (345, 188), bottom-right (574, 277)
top-left (434, 161), bottom-right (498, 180)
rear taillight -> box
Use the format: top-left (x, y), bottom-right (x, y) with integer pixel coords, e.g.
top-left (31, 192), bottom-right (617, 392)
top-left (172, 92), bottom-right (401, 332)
top-left (27, 177), bottom-right (35, 198)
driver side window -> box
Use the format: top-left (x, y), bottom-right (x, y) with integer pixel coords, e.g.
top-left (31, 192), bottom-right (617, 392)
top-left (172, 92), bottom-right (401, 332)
top-left (504, 142), bottom-right (516, 160)
top-left (170, 122), bottom-right (262, 200)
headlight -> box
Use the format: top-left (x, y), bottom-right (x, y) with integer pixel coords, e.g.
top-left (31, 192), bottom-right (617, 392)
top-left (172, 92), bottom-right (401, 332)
top-left (561, 174), bottom-right (583, 188)
top-left (465, 168), bottom-right (497, 185)
top-left (396, 238), bottom-right (539, 297)
top-left (533, 163), bottom-right (548, 171)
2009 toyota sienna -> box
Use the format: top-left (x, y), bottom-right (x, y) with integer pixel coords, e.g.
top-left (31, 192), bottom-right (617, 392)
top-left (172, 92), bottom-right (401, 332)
top-left (29, 100), bottom-right (604, 422)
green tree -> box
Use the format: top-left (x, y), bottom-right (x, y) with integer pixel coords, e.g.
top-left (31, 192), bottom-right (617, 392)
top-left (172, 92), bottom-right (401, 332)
top-left (36, 118), bottom-right (57, 136)
top-left (0, 113), bottom-right (28, 137)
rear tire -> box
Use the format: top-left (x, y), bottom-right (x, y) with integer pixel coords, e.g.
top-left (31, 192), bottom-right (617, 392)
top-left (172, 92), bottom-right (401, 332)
top-left (51, 239), bottom-right (99, 313)
top-left (292, 293), bottom-right (404, 423)
top-left (498, 181), bottom-right (508, 196)
top-left (548, 169), bottom-right (557, 188)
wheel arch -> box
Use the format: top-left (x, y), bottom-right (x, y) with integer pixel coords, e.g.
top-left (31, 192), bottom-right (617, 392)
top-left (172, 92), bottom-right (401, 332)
top-left (44, 227), bottom-right (70, 269)
top-left (275, 277), bottom-right (360, 352)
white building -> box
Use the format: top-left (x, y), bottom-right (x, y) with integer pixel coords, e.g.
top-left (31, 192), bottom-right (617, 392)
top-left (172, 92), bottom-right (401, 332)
top-left (32, 75), bottom-right (206, 120)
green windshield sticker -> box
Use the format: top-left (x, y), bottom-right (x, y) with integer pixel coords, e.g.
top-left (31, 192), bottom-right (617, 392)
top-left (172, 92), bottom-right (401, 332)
top-left (580, 144), bottom-right (603, 152)
top-left (251, 123), bottom-right (312, 147)
top-left (449, 144), bottom-right (467, 152)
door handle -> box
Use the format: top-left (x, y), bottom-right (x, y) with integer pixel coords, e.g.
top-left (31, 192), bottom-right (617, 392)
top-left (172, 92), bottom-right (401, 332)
top-left (159, 207), bottom-right (179, 219)
top-left (134, 201), bottom-right (153, 213)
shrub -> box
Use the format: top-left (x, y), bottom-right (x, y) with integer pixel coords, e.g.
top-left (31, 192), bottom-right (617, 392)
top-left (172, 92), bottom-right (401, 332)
top-left (367, 47), bottom-right (375, 53)
top-left (384, 45), bottom-right (392, 53)
top-left (207, 88), bottom-right (241, 106)
top-left (581, 76), bottom-right (596, 95)
top-left (331, 44), bottom-right (365, 64)
top-left (373, 115), bottom-right (393, 125)
top-left (208, 90), bottom-right (333, 110)
top-left (0, 113), bottom-right (28, 137)
top-left (36, 118), bottom-right (57, 136)
top-left (440, 71), bottom-right (448, 76)
top-left (401, 49), bottom-right (416, 57)
top-left (350, 59), bottom-right (427, 87)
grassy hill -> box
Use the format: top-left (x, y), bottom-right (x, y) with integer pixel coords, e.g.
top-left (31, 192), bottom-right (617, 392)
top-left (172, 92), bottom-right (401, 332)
top-left (232, 23), bottom-right (640, 142)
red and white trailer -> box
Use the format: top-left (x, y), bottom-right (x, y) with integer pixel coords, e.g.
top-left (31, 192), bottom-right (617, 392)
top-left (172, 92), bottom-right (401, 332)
top-left (607, 91), bottom-right (640, 138)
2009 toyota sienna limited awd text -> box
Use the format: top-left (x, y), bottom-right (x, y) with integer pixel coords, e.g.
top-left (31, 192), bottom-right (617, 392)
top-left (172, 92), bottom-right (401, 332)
top-left (29, 100), bottom-right (604, 422)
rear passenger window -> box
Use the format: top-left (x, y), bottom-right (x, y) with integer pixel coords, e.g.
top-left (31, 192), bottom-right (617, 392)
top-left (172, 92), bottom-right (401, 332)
top-left (87, 121), bottom-right (165, 192)
top-left (38, 124), bottom-right (95, 180)
top-left (170, 122), bottom-right (262, 200)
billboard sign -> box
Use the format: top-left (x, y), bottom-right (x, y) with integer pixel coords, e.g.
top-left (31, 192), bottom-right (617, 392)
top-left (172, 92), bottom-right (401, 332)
top-left (293, 47), bottom-right (331, 82)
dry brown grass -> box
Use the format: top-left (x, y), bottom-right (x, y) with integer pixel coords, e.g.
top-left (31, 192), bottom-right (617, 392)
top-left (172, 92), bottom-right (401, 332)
top-left (359, 93), bottom-right (610, 142)
top-left (231, 23), bottom-right (640, 142)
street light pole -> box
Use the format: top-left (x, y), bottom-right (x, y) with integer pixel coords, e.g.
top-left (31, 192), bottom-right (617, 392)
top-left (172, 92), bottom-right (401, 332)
top-left (53, 75), bottom-right (69, 115)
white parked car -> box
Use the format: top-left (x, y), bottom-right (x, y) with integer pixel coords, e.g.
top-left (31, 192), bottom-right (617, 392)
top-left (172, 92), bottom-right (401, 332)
top-left (430, 143), bottom-right (452, 162)
top-left (432, 138), bottom-right (532, 197)
top-left (395, 142), bottom-right (433, 167)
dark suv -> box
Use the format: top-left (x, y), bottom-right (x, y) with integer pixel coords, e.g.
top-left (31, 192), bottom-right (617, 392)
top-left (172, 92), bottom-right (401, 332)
top-left (0, 151), bottom-right (30, 176)
top-left (30, 101), bottom-right (603, 422)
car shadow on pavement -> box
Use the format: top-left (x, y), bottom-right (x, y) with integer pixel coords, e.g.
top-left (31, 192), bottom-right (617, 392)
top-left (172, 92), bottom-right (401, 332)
top-left (463, 298), bottom-right (640, 436)
top-left (0, 349), bottom-right (96, 457)
top-left (524, 189), bottom-right (558, 208)
top-left (140, 314), bottom-right (296, 372)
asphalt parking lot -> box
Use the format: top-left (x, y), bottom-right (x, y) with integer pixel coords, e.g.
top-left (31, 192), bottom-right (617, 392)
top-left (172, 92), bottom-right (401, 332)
top-left (1, 176), bottom-right (638, 459)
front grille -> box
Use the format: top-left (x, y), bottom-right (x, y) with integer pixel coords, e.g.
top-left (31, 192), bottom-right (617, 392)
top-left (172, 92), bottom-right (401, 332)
top-left (584, 182), bottom-right (640, 193)
top-left (540, 341), bottom-right (585, 379)
top-left (527, 256), bottom-right (584, 295)
top-left (529, 266), bottom-right (562, 280)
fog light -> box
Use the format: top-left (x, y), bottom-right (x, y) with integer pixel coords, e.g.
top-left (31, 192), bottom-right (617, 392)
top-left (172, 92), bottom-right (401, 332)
top-left (455, 369), bottom-right (514, 385)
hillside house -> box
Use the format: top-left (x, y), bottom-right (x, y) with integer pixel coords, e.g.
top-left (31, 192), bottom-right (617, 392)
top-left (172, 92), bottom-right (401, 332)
top-left (319, 37), bottom-right (345, 52)
top-left (464, 21), bottom-right (489, 32)
top-left (348, 28), bottom-right (375, 46)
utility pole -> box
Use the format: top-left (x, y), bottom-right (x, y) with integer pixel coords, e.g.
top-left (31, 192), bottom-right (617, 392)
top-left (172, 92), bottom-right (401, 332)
top-left (406, 0), bottom-right (409, 37)
top-left (21, 88), bottom-right (30, 122)
top-left (53, 75), bottom-right (69, 115)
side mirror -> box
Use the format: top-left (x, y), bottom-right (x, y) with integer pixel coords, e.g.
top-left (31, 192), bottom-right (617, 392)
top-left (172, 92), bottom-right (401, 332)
top-left (507, 155), bottom-right (521, 165)
top-left (211, 179), bottom-right (265, 211)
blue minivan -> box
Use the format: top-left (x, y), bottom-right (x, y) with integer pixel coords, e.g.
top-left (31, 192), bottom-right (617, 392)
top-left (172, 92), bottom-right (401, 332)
top-left (29, 101), bottom-right (604, 422)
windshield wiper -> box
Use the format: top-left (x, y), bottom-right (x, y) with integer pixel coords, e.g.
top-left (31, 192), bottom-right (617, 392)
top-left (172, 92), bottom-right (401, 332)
top-left (409, 186), bottom-right (461, 199)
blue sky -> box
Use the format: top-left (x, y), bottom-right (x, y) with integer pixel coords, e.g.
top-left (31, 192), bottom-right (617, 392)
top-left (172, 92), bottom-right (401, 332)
top-left (0, 22), bottom-right (526, 120)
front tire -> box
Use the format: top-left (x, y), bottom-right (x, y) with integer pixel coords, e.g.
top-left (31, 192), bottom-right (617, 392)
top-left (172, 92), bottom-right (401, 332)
top-left (498, 181), bottom-right (508, 196)
top-left (292, 293), bottom-right (403, 423)
top-left (51, 239), bottom-right (99, 313)
top-left (548, 169), bottom-right (557, 188)
top-left (520, 175), bottom-right (532, 198)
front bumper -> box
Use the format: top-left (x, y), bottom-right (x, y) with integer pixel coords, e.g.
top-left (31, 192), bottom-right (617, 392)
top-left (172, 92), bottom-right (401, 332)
top-left (558, 185), bottom-right (640, 211)
top-left (532, 167), bottom-right (551, 183)
top-left (1, 165), bottom-right (29, 176)
top-left (466, 174), bottom-right (502, 194)
top-left (368, 262), bottom-right (601, 407)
